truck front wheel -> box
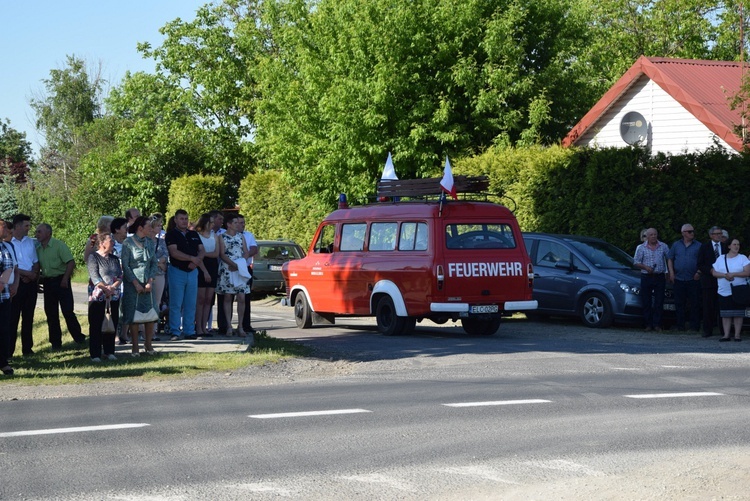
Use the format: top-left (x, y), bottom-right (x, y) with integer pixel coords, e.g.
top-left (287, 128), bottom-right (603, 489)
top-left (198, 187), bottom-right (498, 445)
top-left (294, 292), bottom-right (313, 329)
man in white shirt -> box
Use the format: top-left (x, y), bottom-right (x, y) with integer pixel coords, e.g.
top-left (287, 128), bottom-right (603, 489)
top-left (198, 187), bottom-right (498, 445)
top-left (237, 215), bottom-right (258, 334)
top-left (10, 214), bottom-right (40, 357)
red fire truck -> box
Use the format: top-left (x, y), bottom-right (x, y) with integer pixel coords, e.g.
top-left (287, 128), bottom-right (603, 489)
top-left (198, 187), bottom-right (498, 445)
top-left (282, 177), bottom-right (537, 335)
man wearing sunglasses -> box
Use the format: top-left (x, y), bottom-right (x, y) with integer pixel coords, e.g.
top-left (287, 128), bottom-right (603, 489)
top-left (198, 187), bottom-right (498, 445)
top-left (668, 224), bottom-right (702, 332)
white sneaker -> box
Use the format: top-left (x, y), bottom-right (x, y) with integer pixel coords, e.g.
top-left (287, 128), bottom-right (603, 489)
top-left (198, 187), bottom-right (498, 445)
top-left (91, 357), bottom-right (101, 363)
top-left (106, 354), bottom-right (117, 361)
top-left (131, 352), bottom-right (140, 358)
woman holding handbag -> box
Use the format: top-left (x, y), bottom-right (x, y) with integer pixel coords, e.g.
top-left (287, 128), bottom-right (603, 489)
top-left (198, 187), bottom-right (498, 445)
top-left (711, 238), bottom-right (750, 341)
top-left (87, 233), bottom-right (122, 362)
top-left (121, 216), bottom-right (158, 356)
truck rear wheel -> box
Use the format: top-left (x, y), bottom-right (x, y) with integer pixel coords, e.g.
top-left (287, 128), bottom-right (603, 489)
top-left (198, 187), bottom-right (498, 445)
top-left (376, 296), bottom-right (407, 336)
top-left (462, 318), bottom-right (501, 336)
top-left (294, 292), bottom-right (313, 329)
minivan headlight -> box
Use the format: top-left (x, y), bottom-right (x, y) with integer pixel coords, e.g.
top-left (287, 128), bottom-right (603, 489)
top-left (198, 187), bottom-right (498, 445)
top-left (619, 282), bottom-right (640, 294)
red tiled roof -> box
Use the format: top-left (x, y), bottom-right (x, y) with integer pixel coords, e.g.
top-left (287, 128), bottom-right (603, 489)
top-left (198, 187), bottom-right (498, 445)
top-left (563, 56), bottom-right (748, 151)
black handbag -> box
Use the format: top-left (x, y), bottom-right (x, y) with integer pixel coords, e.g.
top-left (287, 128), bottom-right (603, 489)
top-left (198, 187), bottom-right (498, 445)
top-left (725, 255), bottom-right (750, 306)
top-left (731, 283), bottom-right (750, 306)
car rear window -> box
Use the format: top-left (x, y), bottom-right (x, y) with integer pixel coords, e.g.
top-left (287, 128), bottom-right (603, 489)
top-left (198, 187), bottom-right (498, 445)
top-left (445, 224), bottom-right (517, 249)
top-left (260, 244), bottom-right (304, 260)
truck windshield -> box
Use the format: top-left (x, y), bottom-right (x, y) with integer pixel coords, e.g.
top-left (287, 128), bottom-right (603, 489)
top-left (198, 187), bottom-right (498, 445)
top-left (445, 224), bottom-right (517, 249)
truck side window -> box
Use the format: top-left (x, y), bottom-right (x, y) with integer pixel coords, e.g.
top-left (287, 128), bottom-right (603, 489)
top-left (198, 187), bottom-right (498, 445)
top-left (313, 224), bottom-right (336, 254)
top-left (341, 223), bottom-right (366, 251)
top-left (369, 222), bottom-right (397, 251)
top-left (399, 222), bottom-right (428, 251)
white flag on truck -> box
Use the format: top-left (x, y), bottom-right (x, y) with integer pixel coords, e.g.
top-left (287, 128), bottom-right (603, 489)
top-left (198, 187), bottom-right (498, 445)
top-left (381, 152), bottom-right (398, 180)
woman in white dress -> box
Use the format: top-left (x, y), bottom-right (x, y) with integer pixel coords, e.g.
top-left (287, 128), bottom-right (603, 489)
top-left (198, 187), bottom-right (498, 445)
top-left (216, 213), bottom-right (250, 336)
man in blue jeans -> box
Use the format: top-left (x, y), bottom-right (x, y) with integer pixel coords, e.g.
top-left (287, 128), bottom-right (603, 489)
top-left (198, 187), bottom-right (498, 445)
top-left (668, 223), bottom-right (702, 331)
top-left (165, 209), bottom-right (205, 340)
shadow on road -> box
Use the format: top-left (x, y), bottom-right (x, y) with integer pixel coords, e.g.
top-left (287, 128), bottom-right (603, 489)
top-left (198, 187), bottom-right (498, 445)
top-left (270, 314), bottom-right (750, 362)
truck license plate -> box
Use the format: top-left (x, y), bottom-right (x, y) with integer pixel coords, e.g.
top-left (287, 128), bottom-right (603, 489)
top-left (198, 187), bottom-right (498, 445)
top-left (269, 265), bottom-right (282, 271)
top-left (470, 305), bottom-right (499, 314)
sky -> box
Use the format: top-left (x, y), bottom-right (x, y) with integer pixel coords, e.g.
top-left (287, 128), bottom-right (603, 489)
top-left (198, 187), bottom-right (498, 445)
top-left (0, 0), bottom-right (209, 156)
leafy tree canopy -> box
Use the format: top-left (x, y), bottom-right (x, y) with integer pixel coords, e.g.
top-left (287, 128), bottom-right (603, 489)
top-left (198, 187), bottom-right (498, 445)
top-left (0, 119), bottom-right (33, 183)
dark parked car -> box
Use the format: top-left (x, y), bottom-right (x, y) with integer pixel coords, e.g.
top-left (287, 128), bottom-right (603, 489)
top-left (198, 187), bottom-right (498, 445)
top-left (522, 233), bottom-right (674, 328)
top-left (252, 240), bottom-right (306, 296)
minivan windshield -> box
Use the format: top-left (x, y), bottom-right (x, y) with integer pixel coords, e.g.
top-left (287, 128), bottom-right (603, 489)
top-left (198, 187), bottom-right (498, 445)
top-left (568, 239), bottom-right (635, 270)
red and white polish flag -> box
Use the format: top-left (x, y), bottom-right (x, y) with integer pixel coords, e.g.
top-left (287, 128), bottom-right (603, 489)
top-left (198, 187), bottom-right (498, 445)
top-left (440, 156), bottom-right (457, 199)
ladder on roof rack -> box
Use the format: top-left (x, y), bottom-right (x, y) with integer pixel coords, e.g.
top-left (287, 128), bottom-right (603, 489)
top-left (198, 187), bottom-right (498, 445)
top-left (376, 175), bottom-right (490, 198)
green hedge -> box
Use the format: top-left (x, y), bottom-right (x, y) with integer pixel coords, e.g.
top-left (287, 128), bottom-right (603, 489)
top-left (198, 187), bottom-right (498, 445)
top-left (458, 144), bottom-right (750, 251)
top-left (237, 170), bottom-right (329, 250)
top-left (166, 174), bottom-right (228, 222)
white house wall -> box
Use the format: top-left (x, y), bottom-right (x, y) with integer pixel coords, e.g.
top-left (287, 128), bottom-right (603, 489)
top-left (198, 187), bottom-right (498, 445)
top-left (577, 76), bottom-right (734, 154)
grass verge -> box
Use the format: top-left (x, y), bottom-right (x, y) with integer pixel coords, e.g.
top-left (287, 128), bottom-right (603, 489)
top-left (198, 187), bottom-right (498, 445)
top-left (1, 310), bottom-right (310, 385)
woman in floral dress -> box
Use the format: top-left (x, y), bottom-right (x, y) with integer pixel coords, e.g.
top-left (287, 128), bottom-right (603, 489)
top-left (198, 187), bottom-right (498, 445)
top-left (216, 213), bottom-right (249, 336)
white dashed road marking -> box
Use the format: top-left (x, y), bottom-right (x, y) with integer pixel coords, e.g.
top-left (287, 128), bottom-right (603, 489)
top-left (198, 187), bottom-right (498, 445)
top-left (0, 423), bottom-right (150, 438)
top-left (443, 399), bottom-right (551, 408)
top-left (624, 392), bottom-right (724, 399)
top-left (249, 409), bottom-right (372, 419)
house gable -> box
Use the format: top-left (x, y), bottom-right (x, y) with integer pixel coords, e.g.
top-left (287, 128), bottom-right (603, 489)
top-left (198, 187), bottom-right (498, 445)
top-left (564, 56), bottom-right (746, 154)
top-left (577, 75), bottom-right (734, 153)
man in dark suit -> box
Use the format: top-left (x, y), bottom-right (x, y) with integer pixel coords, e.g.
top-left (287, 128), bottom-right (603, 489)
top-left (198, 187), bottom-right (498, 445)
top-left (696, 226), bottom-right (728, 337)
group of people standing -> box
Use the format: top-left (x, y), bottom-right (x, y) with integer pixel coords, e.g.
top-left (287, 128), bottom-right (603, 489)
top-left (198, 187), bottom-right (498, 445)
top-left (634, 224), bottom-right (749, 341)
top-left (0, 208), bottom-right (259, 375)
top-left (0, 214), bottom-right (89, 375)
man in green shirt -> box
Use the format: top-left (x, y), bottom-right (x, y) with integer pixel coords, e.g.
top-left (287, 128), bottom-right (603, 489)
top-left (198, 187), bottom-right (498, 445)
top-left (35, 223), bottom-right (84, 348)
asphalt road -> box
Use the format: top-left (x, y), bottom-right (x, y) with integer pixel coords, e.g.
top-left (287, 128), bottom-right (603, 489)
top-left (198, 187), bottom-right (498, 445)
top-left (3, 364), bottom-right (750, 499)
top-left (10, 287), bottom-right (750, 499)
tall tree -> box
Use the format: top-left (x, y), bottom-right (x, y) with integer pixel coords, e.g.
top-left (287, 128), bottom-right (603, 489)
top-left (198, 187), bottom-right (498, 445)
top-left (579, 0), bottom-right (747, 86)
top-left (29, 55), bottom-right (104, 189)
top-left (0, 118), bottom-right (33, 183)
top-left (0, 119), bottom-right (33, 218)
top-left (249, 0), bottom-right (595, 201)
top-left (138, 1), bottom-right (266, 180)
top-left (76, 71), bottom-right (210, 214)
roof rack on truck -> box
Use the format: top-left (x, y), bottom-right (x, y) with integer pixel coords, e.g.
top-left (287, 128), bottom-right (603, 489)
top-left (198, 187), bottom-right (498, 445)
top-left (376, 175), bottom-right (490, 199)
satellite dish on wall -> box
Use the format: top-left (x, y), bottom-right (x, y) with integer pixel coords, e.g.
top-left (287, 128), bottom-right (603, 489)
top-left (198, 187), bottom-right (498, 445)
top-left (620, 111), bottom-right (648, 145)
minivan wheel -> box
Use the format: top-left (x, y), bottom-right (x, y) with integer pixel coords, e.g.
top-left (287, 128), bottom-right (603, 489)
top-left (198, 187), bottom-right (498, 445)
top-left (462, 318), bottom-right (501, 336)
top-left (580, 292), bottom-right (613, 328)
top-left (376, 296), bottom-right (407, 336)
top-left (294, 292), bottom-right (313, 329)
